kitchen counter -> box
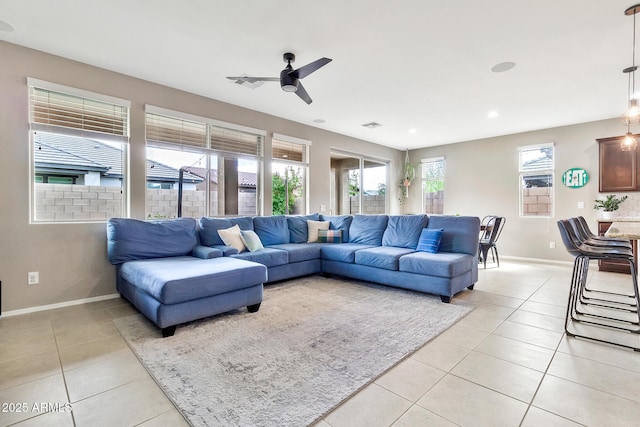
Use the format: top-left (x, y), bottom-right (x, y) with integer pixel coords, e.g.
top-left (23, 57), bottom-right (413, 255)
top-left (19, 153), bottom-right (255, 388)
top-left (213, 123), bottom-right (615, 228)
top-left (605, 220), bottom-right (640, 239)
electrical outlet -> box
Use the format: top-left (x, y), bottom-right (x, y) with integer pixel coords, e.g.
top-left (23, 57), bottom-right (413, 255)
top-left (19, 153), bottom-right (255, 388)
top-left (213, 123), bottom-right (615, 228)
top-left (28, 271), bottom-right (39, 285)
top-left (549, 242), bottom-right (556, 249)
top-left (320, 204), bottom-right (326, 212)
top-left (577, 201), bottom-right (584, 209)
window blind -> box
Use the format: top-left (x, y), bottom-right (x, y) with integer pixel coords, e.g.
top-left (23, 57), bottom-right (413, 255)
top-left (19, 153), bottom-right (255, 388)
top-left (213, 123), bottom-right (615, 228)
top-left (209, 125), bottom-right (262, 157)
top-left (272, 138), bottom-right (306, 163)
top-left (29, 86), bottom-right (129, 141)
top-left (146, 113), bottom-right (207, 149)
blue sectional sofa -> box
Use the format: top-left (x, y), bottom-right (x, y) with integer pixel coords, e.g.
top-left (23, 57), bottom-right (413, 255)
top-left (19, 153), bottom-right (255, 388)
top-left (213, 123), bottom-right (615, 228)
top-left (107, 213), bottom-right (480, 336)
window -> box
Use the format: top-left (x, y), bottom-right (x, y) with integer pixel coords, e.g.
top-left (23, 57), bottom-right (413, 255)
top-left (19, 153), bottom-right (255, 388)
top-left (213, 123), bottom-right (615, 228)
top-left (422, 157), bottom-right (445, 214)
top-left (272, 134), bottom-right (309, 215)
top-left (28, 79), bottom-right (130, 223)
top-left (145, 107), bottom-right (264, 219)
top-left (329, 150), bottom-right (389, 215)
top-left (519, 143), bottom-right (554, 217)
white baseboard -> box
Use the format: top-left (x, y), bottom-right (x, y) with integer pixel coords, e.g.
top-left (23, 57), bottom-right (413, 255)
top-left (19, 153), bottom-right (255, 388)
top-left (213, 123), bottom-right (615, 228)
top-left (1, 293), bottom-right (120, 318)
top-left (500, 255), bottom-right (576, 267)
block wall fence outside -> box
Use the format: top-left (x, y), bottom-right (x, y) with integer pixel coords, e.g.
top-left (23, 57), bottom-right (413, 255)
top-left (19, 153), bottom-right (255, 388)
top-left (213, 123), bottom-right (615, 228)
top-left (522, 187), bottom-right (551, 216)
top-left (34, 184), bottom-right (258, 221)
top-left (350, 195), bottom-right (386, 214)
top-left (424, 191), bottom-right (444, 214)
top-left (35, 183), bottom-right (123, 221)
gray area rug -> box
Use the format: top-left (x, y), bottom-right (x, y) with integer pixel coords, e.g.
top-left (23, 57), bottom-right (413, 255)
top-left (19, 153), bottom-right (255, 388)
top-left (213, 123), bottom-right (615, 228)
top-left (114, 276), bottom-right (473, 427)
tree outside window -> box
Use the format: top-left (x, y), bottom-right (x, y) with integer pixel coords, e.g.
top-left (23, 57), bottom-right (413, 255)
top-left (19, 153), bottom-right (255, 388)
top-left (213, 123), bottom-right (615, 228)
top-left (272, 166), bottom-right (303, 215)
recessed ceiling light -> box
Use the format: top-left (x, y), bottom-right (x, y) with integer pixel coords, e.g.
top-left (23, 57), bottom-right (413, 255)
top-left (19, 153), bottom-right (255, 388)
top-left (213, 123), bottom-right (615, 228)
top-left (408, 128), bottom-right (417, 134)
top-left (313, 119), bottom-right (326, 124)
top-left (0, 19), bottom-right (15, 32)
top-left (491, 62), bottom-right (516, 73)
top-left (487, 111), bottom-right (500, 119)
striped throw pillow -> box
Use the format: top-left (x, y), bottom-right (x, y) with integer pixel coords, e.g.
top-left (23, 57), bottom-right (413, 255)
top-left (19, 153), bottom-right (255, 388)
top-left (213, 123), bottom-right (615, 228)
top-left (318, 229), bottom-right (342, 243)
top-left (416, 228), bottom-right (443, 253)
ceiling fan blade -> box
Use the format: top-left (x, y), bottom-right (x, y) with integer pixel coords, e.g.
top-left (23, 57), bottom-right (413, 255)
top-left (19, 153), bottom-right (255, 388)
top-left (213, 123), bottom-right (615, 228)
top-left (226, 76), bottom-right (280, 82)
top-left (295, 82), bottom-right (313, 104)
top-left (292, 58), bottom-right (332, 79)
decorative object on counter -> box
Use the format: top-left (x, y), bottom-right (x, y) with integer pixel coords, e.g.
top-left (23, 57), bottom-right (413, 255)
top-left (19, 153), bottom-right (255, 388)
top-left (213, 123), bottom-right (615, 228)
top-left (594, 194), bottom-right (629, 219)
top-left (561, 168), bottom-right (589, 188)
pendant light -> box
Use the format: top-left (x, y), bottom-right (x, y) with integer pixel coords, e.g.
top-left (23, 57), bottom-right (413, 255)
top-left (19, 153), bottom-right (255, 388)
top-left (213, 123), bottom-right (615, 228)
top-left (621, 4), bottom-right (640, 150)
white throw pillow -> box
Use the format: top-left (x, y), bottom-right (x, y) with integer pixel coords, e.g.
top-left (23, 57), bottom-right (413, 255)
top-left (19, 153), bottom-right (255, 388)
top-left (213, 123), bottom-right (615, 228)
top-left (217, 224), bottom-right (246, 253)
top-left (307, 220), bottom-right (330, 243)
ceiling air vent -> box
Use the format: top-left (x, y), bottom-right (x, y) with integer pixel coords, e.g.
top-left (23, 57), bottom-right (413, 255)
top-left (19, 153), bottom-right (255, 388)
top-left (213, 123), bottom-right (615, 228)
top-left (230, 75), bottom-right (264, 89)
top-left (362, 122), bottom-right (382, 129)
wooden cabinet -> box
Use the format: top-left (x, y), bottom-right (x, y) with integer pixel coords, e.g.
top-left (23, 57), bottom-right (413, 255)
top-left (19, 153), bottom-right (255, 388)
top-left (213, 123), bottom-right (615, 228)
top-left (597, 221), bottom-right (637, 274)
top-left (597, 136), bottom-right (639, 192)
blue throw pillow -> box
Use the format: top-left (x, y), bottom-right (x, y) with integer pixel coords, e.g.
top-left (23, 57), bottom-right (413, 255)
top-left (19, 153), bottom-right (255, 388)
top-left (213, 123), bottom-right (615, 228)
top-left (416, 228), bottom-right (443, 253)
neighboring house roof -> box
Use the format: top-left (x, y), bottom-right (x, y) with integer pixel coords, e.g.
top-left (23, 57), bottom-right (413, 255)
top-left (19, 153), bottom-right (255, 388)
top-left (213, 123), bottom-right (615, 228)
top-left (183, 166), bottom-right (257, 188)
top-left (34, 133), bottom-right (202, 183)
top-left (522, 154), bottom-right (552, 170)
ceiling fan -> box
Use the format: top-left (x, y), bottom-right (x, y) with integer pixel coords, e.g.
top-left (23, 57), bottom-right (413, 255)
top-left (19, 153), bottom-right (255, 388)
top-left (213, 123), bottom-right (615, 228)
top-left (227, 53), bottom-right (332, 104)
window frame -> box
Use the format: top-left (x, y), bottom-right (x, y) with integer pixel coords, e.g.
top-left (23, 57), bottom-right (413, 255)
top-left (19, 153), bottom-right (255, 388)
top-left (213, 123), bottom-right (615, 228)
top-left (28, 79), bottom-right (130, 224)
top-left (271, 133), bottom-right (310, 215)
top-left (144, 106), bottom-right (265, 218)
top-left (518, 143), bottom-right (554, 218)
top-left (421, 157), bottom-right (445, 215)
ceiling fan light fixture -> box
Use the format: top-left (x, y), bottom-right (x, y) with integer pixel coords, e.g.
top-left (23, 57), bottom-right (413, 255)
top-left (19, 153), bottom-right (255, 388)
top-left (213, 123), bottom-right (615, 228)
top-left (282, 84), bottom-right (298, 92)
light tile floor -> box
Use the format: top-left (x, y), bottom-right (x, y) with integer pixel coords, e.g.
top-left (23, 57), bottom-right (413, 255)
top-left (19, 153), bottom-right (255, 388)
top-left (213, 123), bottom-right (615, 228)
top-left (1, 260), bottom-right (640, 426)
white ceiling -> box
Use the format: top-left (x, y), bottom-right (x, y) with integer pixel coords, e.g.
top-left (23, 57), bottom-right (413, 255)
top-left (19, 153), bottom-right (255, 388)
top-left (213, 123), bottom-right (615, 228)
top-left (0, 0), bottom-right (637, 150)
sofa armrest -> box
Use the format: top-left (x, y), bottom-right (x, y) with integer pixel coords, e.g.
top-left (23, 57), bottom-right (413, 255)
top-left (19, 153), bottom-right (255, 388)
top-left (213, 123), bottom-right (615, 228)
top-left (210, 245), bottom-right (240, 256)
top-left (191, 246), bottom-right (223, 259)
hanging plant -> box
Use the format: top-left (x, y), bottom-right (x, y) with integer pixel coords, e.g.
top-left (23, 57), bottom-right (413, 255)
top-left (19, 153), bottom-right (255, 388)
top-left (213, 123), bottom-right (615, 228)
top-left (401, 150), bottom-right (415, 198)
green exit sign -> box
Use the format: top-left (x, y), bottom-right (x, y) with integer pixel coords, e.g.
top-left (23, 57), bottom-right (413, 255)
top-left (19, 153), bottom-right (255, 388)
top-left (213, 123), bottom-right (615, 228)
top-left (562, 168), bottom-right (589, 188)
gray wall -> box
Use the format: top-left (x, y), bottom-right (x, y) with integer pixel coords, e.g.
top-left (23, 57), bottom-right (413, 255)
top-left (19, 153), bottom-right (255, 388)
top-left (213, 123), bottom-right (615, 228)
top-left (0, 41), bottom-right (403, 312)
top-left (406, 118), bottom-right (629, 262)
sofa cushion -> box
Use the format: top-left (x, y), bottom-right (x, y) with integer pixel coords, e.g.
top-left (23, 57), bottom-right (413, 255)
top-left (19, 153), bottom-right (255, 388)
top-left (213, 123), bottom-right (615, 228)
top-left (198, 216), bottom-right (254, 246)
top-left (119, 256), bottom-right (267, 304)
top-left (355, 246), bottom-right (416, 271)
top-left (320, 243), bottom-right (376, 264)
top-left (253, 216), bottom-right (290, 246)
top-left (217, 224), bottom-right (246, 253)
top-left (307, 220), bottom-right (330, 242)
top-left (287, 213), bottom-right (320, 243)
top-left (416, 228), bottom-right (443, 253)
top-left (319, 215), bottom-right (353, 242)
top-left (399, 252), bottom-right (474, 278)
top-left (231, 247), bottom-right (289, 267)
top-left (427, 216), bottom-right (481, 255)
top-left (382, 214), bottom-right (428, 248)
top-left (107, 217), bottom-right (198, 265)
top-left (267, 243), bottom-right (324, 263)
top-left (349, 215), bottom-right (389, 246)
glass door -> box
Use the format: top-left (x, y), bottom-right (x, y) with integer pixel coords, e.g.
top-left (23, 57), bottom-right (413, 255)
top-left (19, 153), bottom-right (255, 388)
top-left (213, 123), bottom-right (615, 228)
top-left (330, 151), bottom-right (388, 215)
